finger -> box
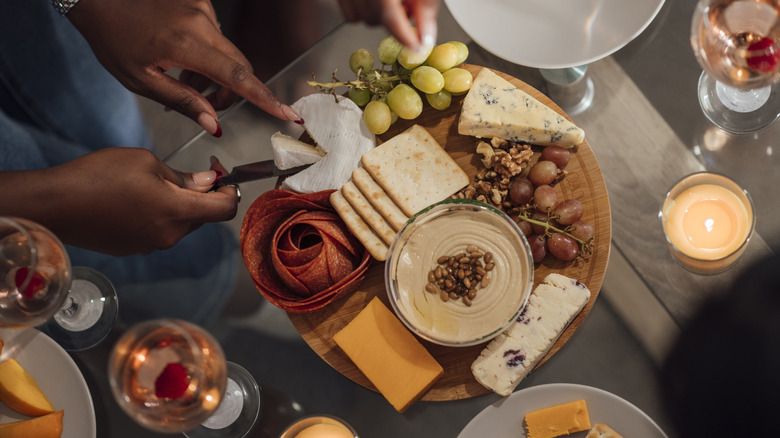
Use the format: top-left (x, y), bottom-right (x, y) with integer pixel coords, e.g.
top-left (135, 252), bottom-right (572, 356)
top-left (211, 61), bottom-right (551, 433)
top-left (206, 86), bottom-right (240, 112)
top-left (178, 42), bottom-right (304, 124)
top-left (210, 155), bottom-right (240, 201)
top-left (181, 170), bottom-right (219, 192)
top-left (381, 1), bottom-right (420, 49)
top-left (167, 182), bottom-right (239, 223)
top-left (411, 0), bottom-right (440, 47)
top-left (179, 70), bottom-right (213, 94)
top-left (142, 70), bottom-right (222, 136)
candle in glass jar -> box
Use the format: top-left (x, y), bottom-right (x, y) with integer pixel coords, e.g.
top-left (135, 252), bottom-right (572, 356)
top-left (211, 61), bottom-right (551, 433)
top-left (660, 172), bottom-right (755, 275)
top-left (663, 183), bottom-right (751, 260)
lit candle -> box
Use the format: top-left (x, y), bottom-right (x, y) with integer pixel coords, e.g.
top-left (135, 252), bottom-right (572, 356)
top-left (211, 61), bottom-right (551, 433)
top-left (660, 173), bottom-right (754, 274)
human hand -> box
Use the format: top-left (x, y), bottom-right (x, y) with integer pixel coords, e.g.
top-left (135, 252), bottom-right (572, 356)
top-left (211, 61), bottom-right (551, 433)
top-left (338, 0), bottom-right (441, 50)
top-left (67, 0), bottom-right (303, 136)
top-left (12, 148), bottom-right (238, 256)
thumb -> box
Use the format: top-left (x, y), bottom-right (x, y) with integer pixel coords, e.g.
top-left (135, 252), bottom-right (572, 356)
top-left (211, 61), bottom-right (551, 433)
top-left (180, 170), bottom-right (219, 192)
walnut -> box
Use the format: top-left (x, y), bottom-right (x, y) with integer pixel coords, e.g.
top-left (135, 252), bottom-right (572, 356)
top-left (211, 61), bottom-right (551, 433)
top-left (490, 137), bottom-right (509, 149)
top-left (476, 141), bottom-right (495, 169)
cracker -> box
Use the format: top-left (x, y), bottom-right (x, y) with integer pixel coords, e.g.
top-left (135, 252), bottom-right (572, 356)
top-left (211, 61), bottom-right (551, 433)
top-left (341, 182), bottom-right (397, 246)
top-left (330, 190), bottom-right (389, 261)
top-left (351, 167), bottom-right (409, 231)
top-left (361, 125), bottom-right (469, 217)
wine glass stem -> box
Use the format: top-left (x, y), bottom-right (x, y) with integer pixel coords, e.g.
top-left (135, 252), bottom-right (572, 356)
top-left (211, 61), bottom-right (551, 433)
top-left (715, 81), bottom-right (771, 113)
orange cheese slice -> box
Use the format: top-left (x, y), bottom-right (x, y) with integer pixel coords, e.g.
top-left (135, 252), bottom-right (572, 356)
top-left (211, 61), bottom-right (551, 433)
top-left (333, 297), bottom-right (444, 412)
top-left (524, 399), bottom-right (591, 438)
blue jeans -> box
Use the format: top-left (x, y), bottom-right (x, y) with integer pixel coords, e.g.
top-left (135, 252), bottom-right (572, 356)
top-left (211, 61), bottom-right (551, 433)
top-left (0, 0), bottom-right (237, 327)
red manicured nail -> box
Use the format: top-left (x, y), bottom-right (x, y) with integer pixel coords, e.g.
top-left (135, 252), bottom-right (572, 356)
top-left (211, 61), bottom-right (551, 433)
top-left (213, 121), bottom-right (222, 137)
top-left (294, 118), bottom-right (305, 125)
top-left (214, 170), bottom-right (223, 182)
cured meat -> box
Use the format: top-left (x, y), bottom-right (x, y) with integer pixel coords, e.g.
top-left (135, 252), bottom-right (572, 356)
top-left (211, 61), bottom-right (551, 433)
top-left (240, 189), bottom-right (372, 312)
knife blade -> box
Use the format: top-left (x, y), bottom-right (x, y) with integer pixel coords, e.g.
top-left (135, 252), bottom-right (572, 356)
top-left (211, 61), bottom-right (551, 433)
top-left (213, 160), bottom-right (312, 188)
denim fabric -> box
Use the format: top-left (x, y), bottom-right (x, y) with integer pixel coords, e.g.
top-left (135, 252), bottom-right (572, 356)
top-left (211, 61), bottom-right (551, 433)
top-left (0, 0), bottom-right (237, 327)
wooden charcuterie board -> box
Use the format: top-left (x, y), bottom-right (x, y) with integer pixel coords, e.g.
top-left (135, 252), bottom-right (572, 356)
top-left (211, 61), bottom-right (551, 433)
top-left (286, 64), bottom-right (611, 401)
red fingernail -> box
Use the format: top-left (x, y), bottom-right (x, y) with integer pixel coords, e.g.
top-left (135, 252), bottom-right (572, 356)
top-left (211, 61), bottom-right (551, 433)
top-left (295, 118), bottom-right (305, 125)
top-left (214, 170), bottom-right (223, 182)
top-left (213, 121), bottom-right (222, 138)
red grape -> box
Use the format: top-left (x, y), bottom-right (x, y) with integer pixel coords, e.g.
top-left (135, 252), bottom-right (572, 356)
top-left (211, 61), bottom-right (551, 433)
top-left (554, 199), bottom-right (584, 225)
top-left (528, 234), bottom-right (547, 263)
top-left (517, 220), bottom-right (533, 236)
top-left (509, 176), bottom-right (534, 205)
top-left (528, 161), bottom-right (558, 186)
top-left (533, 185), bottom-right (558, 212)
top-left (569, 220), bottom-right (594, 242)
top-left (541, 146), bottom-right (571, 168)
top-left (547, 233), bottom-right (579, 261)
top-left (530, 211), bottom-right (549, 234)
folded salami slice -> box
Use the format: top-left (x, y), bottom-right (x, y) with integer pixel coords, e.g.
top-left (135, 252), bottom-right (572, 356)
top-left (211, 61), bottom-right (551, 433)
top-left (240, 189), bottom-right (372, 312)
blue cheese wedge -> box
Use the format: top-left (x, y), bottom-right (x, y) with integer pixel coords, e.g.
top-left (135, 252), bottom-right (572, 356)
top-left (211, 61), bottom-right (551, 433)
top-left (458, 68), bottom-right (585, 148)
top-left (282, 94), bottom-right (376, 193)
top-left (471, 274), bottom-right (590, 396)
top-left (271, 131), bottom-right (325, 170)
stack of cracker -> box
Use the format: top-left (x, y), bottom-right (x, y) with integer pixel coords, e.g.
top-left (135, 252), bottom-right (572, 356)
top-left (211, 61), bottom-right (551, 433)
top-left (330, 125), bottom-right (469, 261)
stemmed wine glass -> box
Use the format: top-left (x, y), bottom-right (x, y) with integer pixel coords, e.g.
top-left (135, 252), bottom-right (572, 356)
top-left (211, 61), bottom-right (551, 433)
top-left (0, 216), bottom-right (118, 350)
top-left (107, 318), bottom-right (261, 438)
top-left (691, 0), bottom-right (780, 133)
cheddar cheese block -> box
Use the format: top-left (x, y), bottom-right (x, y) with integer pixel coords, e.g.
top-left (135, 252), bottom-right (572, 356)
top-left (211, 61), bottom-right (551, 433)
top-left (333, 297), bottom-right (444, 412)
top-left (471, 274), bottom-right (590, 396)
top-left (458, 68), bottom-right (585, 148)
top-left (524, 399), bottom-right (591, 438)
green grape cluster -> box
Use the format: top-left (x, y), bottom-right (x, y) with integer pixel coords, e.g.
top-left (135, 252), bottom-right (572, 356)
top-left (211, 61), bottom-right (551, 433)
top-left (308, 36), bottom-right (472, 135)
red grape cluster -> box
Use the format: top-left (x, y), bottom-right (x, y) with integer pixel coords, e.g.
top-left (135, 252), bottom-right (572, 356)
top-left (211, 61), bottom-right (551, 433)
top-left (508, 146), bottom-right (594, 263)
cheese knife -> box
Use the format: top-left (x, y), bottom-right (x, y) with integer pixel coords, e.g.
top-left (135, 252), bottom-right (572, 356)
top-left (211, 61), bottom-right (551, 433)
top-left (212, 159), bottom-right (312, 189)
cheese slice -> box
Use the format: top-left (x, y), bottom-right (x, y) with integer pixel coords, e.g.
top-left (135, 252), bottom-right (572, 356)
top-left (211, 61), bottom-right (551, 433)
top-left (282, 94), bottom-right (376, 193)
top-left (525, 399), bottom-right (591, 438)
top-left (471, 274), bottom-right (590, 396)
top-left (333, 297), bottom-right (444, 412)
top-left (270, 131), bottom-right (325, 170)
top-left (458, 68), bottom-right (585, 148)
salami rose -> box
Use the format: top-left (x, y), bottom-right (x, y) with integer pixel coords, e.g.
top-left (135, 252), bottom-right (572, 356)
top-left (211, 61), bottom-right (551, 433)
top-left (240, 190), bottom-right (371, 312)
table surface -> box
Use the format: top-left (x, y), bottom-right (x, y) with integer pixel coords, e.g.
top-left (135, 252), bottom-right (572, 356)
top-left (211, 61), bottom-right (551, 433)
top-left (74, 1), bottom-right (779, 437)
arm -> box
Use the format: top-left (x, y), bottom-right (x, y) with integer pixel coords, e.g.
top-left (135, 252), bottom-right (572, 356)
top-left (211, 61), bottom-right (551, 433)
top-left (0, 148), bottom-right (237, 255)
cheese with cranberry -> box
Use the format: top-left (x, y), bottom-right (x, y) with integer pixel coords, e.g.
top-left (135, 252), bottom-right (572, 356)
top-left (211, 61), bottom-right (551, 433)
top-left (458, 68), bottom-right (585, 148)
top-left (471, 274), bottom-right (590, 396)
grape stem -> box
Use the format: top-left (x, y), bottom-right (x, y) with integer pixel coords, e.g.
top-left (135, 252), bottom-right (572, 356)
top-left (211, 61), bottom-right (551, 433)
top-left (516, 214), bottom-right (594, 255)
top-left (308, 70), bottom-right (408, 95)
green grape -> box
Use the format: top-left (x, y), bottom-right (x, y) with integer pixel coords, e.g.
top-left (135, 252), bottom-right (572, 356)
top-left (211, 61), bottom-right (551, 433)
top-left (363, 100), bottom-right (392, 135)
top-left (387, 84), bottom-right (423, 119)
top-left (348, 87), bottom-right (371, 107)
top-left (442, 68), bottom-right (473, 94)
top-left (390, 110), bottom-right (399, 125)
top-left (426, 89), bottom-right (452, 110)
top-left (377, 35), bottom-right (404, 65)
top-left (447, 41), bottom-right (469, 65)
top-left (349, 49), bottom-right (374, 75)
top-left (397, 44), bottom-right (433, 69)
top-left (410, 66), bottom-right (444, 94)
top-left (427, 43), bottom-right (459, 72)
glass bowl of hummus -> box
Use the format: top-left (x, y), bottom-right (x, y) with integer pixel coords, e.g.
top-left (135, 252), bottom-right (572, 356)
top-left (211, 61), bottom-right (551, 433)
top-left (385, 199), bottom-right (534, 347)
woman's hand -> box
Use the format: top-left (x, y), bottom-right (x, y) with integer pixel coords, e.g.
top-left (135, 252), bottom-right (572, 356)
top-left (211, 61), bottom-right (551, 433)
top-left (1, 148), bottom-right (238, 256)
top-left (338, 0), bottom-right (441, 50)
top-left (67, 0), bottom-right (303, 136)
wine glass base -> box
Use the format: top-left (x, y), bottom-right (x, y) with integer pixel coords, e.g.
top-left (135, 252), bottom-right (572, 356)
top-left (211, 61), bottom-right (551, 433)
top-left (697, 71), bottom-right (780, 134)
top-left (183, 362), bottom-right (261, 438)
top-left (38, 266), bottom-right (118, 351)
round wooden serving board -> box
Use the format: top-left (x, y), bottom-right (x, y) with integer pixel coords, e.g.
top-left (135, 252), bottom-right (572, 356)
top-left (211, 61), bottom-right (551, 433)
top-left (287, 64), bottom-right (611, 401)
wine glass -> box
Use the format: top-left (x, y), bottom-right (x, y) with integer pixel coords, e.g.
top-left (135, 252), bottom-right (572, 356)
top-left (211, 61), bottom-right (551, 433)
top-left (108, 319), bottom-right (261, 438)
top-left (691, 0), bottom-right (780, 133)
top-left (0, 216), bottom-right (118, 351)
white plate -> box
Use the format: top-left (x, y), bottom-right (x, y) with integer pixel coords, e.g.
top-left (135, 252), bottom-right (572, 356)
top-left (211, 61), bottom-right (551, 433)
top-left (0, 328), bottom-right (96, 438)
top-left (458, 383), bottom-right (667, 438)
top-left (444, 0), bottom-right (665, 69)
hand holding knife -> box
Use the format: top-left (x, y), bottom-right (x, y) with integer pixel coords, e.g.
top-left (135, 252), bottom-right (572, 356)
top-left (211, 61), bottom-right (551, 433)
top-left (212, 159), bottom-right (311, 189)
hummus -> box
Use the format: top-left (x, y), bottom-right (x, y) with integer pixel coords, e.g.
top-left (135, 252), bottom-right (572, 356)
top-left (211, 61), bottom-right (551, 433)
top-left (387, 203), bottom-right (533, 346)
